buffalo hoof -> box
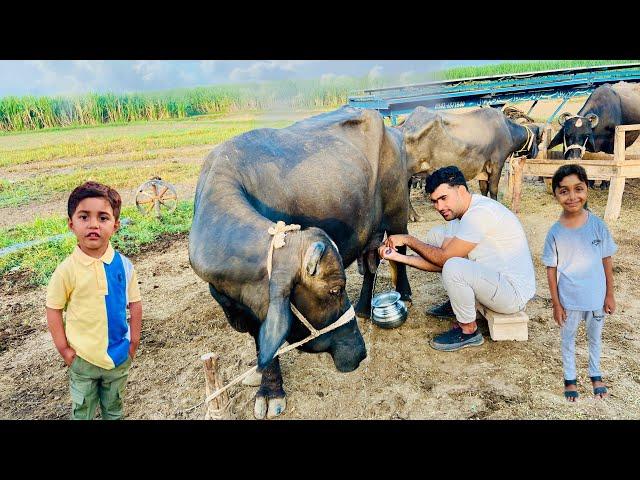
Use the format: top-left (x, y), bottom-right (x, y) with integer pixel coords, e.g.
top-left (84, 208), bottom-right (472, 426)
top-left (254, 395), bottom-right (287, 419)
top-left (355, 308), bottom-right (371, 320)
top-left (242, 370), bottom-right (263, 387)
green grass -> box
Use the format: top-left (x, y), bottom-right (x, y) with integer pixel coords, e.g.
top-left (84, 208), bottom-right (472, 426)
top-left (429, 60), bottom-right (639, 80)
top-left (0, 79), bottom-right (372, 133)
top-left (0, 121), bottom-right (255, 167)
top-left (0, 200), bottom-right (194, 285)
top-left (0, 163), bottom-right (202, 208)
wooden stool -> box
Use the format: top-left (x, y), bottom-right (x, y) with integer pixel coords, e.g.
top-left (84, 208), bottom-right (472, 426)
top-left (476, 303), bottom-right (528, 341)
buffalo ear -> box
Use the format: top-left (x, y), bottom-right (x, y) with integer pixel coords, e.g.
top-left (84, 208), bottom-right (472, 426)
top-left (258, 282), bottom-right (294, 371)
top-left (557, 112), bottom-right (572, 127)
top-left (303, 241), bottom-right (326, 276)
top-left (548, 129), bottom-right (564, 150)
top-left (258, 256), bottom-right (297, 371)
top-left (587, 113), bottom-right (599, 128)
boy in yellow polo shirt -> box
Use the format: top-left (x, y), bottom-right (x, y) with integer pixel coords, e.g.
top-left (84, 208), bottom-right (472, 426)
top-left (46, 181), bottom-right (142, 420)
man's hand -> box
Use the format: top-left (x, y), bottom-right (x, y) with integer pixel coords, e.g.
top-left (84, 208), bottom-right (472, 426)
top-left (60, 346), bottom-right (76, 367)
top-left (378, 245), bottom-right (402, 262)
top-left (553, 303), bottom-right (567, 327)
top-left (604, 294), bottom-right (616, 315)
top-left (384, 234), bottom-right (410, 250)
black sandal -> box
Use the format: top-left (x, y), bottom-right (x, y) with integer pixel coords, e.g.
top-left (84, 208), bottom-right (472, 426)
top-left (590, 376), bottom-right (608, 397)
top-left (564, 379), bottom-right (579, 400)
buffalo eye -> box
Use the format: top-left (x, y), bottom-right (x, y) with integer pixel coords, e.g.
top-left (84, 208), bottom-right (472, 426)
top-left (329, 286), bottom-right (342, 296)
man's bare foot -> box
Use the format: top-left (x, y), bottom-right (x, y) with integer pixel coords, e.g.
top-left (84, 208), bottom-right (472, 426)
top-left (564, 379), bottom-right (578, 402)
top-left (591, 376), bottom-right (608, 399)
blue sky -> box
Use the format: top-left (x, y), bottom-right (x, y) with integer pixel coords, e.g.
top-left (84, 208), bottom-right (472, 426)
top-left (0, 60), bottom-right (509, 97)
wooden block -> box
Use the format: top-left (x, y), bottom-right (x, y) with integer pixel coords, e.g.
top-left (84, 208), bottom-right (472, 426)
top-left (476, 303), bottom-right (528, 341)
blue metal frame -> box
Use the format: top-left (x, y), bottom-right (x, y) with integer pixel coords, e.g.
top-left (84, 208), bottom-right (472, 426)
top-left (348, 63), bottom-right (640, 123)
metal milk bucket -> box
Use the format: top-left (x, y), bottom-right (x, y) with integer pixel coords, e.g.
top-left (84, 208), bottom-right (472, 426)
top-left (371, 257), bottom-right (408, 329)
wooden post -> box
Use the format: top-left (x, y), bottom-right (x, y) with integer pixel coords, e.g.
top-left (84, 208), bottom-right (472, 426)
top-left (604, 127), bottom-right (627, 224)
top-left (506, 157), bottom-right (514, 204)
top-left (539, 126), bottom-right (552, 159)
top-left (201, 353), bottom-right (230, 420)
top-left (510, 156), bottom-right (525, 214)
top-left (604, 176), bottom-right (626, 223)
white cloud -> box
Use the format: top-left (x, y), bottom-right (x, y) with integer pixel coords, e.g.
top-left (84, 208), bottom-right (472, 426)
top-left (399, 70), bottom-right (415, 84)
top-left (199, 60), bottom-right (217, 74)
top-left (229, 60), bottom-right (309, 82)
top-left (368, 65), bottom-right (384, 80)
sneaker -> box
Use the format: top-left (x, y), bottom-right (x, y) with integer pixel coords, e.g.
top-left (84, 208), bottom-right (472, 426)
top-left (429, 326), bottom-right (484, 351)
top-left (427, 299), bottom-right (456, 319)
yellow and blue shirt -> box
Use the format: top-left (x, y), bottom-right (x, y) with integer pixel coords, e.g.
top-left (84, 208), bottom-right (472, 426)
top-left (46, 243), bottom-right (142, 370)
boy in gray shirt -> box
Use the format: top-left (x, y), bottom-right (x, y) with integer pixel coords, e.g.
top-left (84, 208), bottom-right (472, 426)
top-left (542, 165), bottom-right (617, 401)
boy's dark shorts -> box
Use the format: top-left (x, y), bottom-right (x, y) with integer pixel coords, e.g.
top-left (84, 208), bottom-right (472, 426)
top-left (68, 355), bottom-right (132, 420)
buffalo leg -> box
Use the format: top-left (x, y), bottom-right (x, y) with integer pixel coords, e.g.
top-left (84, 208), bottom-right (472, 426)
top-left (408, 199), bottom-right (422, 222)
top-left (392, 245), bottom-right (412, 302)
top-left (488, 173), bottom-right (500, 200)
top-left (354, 232), bottom-right (384, 319)
top-left (382, 218), bottom-right (412, 303)
top-left (253, 335), bottom-right (286, 420)
top-left (209, 284), bottom-right (287, 419)
top-left (355, 261), bottom-right (378, 319)
top-left (408, 178), bottom-right (422, 222)
top-left (478, 179), bottom-right (489, 197)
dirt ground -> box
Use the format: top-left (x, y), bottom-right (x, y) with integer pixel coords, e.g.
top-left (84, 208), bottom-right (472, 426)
top-left (3, 103), bottom-right (640, 420)
top-left (3, 174), bottom-right (640, 420)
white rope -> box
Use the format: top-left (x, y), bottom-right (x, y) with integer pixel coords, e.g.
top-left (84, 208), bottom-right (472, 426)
top-left (199, 305), bottom-right (355, 408)
top-left (563, 134), bottom-right (590, 158)
top-left (182, 220), bottom-right (356, 415)
top-left (513, 124), bottom-right (534, 157)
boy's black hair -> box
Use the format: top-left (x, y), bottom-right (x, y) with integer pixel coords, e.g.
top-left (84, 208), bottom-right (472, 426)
top-left (551, 164), bottom-right (589, 193)
top-left (68, 181), bottom-right (122, 219)
top-left (425, 166), bottom-right (468, 194)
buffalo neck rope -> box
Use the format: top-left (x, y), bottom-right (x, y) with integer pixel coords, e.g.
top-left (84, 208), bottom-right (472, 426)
top-left (186, 221), bottom-right (356, 413)
top-left (513, 124), bottom-right (534, 157)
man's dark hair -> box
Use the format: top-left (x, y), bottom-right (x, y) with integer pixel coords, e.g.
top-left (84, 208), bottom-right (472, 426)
top-left (68, 181), bottom-right (122, 219)
top-left (425, 166), bottom-right (468, 194)
top-left (551, 164), bottom-right (589, 193)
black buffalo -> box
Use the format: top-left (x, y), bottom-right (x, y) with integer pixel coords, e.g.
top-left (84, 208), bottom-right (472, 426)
top-left (189, 106), bottom-right (435, 419)
top-left (548, 81), bottom-right (640, 188)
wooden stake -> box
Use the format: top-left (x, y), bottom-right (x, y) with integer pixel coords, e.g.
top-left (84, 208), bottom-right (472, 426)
top-left (510, 156), bottom-right (525, 214)
top-left (201, 353), bottom-right (230, 420)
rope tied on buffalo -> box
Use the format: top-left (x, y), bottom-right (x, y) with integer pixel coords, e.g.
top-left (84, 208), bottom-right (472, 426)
top-left (179, 220), bottom-right (355, 416)
top-left (266, 220), bottom-right (301, 279)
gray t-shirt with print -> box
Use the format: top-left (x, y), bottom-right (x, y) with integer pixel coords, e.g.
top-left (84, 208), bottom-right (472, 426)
top-left (542, 211), bottom-right (617, 311)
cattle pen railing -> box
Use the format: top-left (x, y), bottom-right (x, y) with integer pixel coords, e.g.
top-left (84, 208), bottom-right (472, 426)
top-left (506, 124), bottom-right (640, 223)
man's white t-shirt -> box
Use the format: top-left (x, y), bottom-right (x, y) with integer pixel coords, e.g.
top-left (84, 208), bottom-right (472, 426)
top-left (444, 194), bottom-right (536, 303)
